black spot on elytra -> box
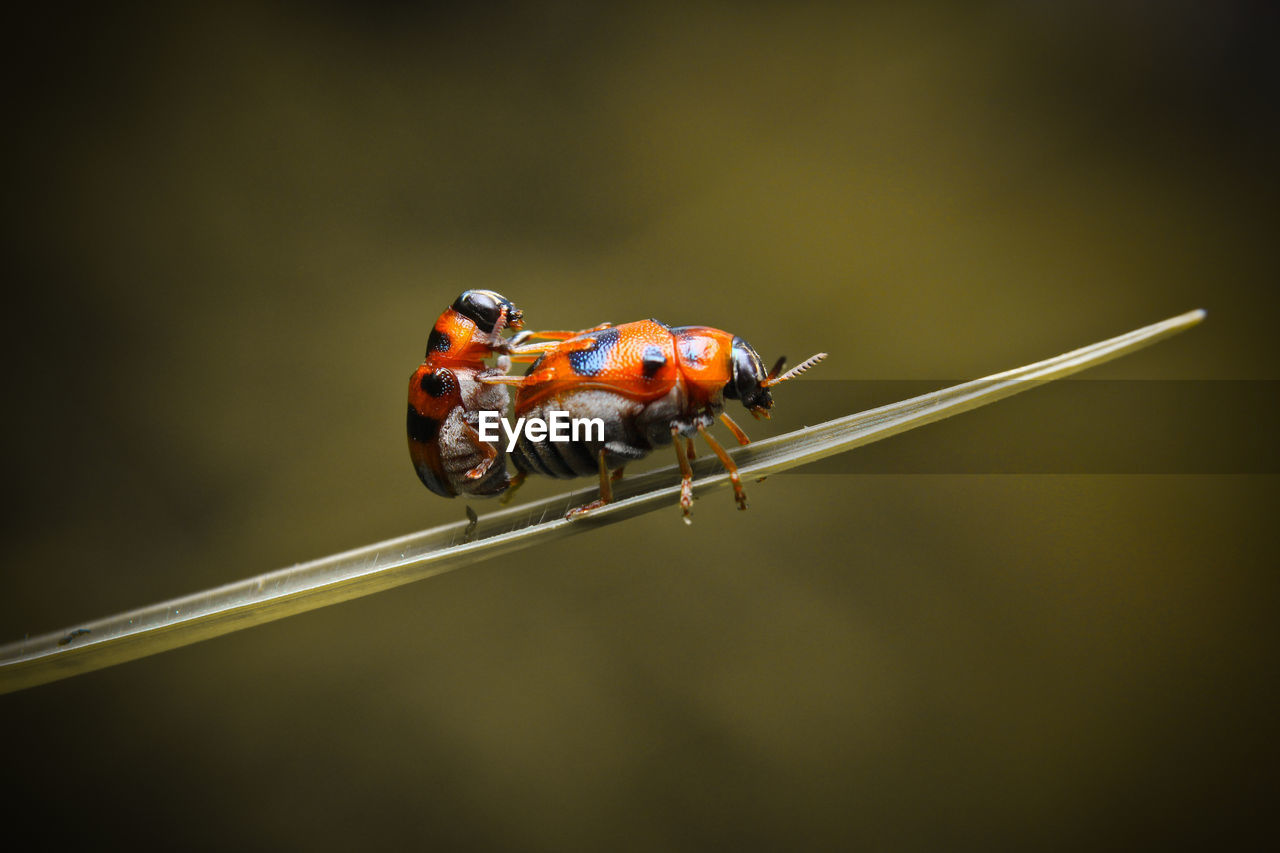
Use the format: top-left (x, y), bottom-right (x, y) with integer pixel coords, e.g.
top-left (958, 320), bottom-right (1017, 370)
top-left (419, 369), bottom-right (455, 398)
top-left (407, 405), bottom-right (441, 442)
top-left (426, 328), bottom-right (451, 355)
top-left (641, 345), bottom-right (666, 378)
top-left (567, 327), bottom-right (621, 377)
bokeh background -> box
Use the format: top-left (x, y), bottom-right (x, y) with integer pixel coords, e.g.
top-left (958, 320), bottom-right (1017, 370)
top-left (4, 1), bottom-right (1276, 848)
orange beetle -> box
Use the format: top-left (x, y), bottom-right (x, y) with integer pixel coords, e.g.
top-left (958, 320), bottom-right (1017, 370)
top-left (487, 319), bottom-right (825, 521)
top-left (407, 290), bottom-right (525, 498)
top-left (407, 290), bottom-right (602, 499)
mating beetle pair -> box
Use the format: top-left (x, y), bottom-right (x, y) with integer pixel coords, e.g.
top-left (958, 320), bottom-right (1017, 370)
top-left (407, 290), bottom-right (825, 522)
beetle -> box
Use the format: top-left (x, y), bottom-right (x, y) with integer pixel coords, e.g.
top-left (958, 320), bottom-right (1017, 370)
top-left (407, 290), bottom-right (527, 498)
top-left (485, 319), bottom-right (825, 522)
top-left (407, 290), bottom-right (604, 499)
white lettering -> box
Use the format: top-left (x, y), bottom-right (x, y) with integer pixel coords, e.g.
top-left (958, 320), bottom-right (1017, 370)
top-left (549, 410), bottom-right (570, 441)
top-left (476, 411), bottom-right (600, 450)
top-left (477, 410), bottom-right (500, 443)
top-left (573, 417), bottom-right (604, 442)
top-left (501, 416), bottom-right (525, 453)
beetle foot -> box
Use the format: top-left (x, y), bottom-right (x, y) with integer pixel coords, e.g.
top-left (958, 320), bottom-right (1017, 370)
top-left (565, 498), bottom-right (609, 520)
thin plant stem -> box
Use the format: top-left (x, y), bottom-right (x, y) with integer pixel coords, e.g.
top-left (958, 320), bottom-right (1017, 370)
top-left (0, 309), bottom-right (1205, 694)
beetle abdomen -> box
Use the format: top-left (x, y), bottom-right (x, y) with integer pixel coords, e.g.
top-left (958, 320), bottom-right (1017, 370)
top-left (512, 391), bottom-right (651, 478)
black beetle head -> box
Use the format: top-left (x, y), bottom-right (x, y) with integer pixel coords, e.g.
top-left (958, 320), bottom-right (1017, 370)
top-left (451, 290), bottom-right (523, 333)
top-left (722, 336), bottom-right (774, 416)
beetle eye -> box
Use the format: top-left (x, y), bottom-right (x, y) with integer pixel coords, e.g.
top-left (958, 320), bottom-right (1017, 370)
top-left (451, 290), bottom-right (503, 333)
top-left (729, 337), bottom-right (773, 411)
top-left (730, 338), bottom-right (760, 395)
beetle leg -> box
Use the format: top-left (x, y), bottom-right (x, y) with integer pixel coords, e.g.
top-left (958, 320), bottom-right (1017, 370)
top-left (673, 428), bottom-right (694, 524)
top-left (498, 470), bottom-right (526, 505)
top-left (698, 425), bottom-right (747, 510)
top-left (462, 427), bottom-right (499, 480)
top-left (718, 411), bottom-right (767, 481)
top-left (719, 412), bottom-right (752, 446)
top-left (684, 436), bottom-right (696, 460)
top-left (478, 374), bottom-right (524, 386)
top-left (598, 449), bottom-right (614, 504)
top-left (523, 323), bottom-right (611, 341)
top-left (506, 340), bottom-right (563, 359)
top-left (500, 331), bottom-right (547, 362)
top-left (566, 449), bottom-right (615, 520)
top-left (507, 323), bottom-right (614, 359)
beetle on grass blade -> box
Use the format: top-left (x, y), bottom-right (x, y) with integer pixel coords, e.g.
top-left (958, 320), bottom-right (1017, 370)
top-left (485, 319), bottom-right (826, 522)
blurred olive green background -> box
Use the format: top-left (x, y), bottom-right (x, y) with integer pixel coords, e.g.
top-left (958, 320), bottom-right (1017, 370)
top-left (4, 1), bottom-right (1276, 848)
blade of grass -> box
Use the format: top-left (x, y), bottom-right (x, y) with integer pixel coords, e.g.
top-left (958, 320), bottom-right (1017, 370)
top-left (0, 309), bottom-right (1205, 694)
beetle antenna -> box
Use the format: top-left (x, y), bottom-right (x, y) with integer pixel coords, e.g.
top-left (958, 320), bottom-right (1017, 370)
top-left (762, 352), bottom-right (827, 386)
top-left (764, 355), bottom-right (788, 384)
